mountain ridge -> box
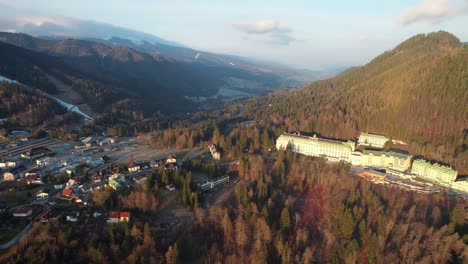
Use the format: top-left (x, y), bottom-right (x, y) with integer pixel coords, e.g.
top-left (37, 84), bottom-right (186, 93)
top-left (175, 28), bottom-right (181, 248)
top-left (0, 32), bottom-right (323, 115)
top-left (243, 31), bottom-right (468, 172)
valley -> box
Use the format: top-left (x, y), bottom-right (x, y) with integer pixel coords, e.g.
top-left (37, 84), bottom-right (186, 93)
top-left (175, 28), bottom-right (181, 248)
top-left (0, 18), bottom-right (466, 263)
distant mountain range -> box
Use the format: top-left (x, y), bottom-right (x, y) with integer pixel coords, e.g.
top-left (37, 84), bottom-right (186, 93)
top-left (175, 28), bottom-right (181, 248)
top-left (0, 10), bottom-right (186, 48)
top-left (244, 31), bottom-right (468, 170)
top-left (0, 32), bottom-right (324, 115)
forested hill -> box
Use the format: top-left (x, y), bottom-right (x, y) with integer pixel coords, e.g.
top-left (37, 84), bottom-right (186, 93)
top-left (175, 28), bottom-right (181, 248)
top-left (244, 31), bottom-right (468, 171)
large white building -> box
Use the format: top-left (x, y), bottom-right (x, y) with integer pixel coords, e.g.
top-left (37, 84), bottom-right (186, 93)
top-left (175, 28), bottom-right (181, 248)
top-left (451, 177), bottom-right (468, 193)
top-left (358, 149), bottom-right (412, 172)
top-left (276, 133), bottom-right (355, 162)
top-left (358, 132), bottom-right (389, 149)
top-left (411, 159), bottom-right (457, 185)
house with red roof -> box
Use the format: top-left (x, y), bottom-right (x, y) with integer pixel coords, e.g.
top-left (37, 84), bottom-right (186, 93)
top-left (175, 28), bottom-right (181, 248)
top-left (13, 207), bottom-right (32, 217)
top-left (61, 188), bottom-right (73, 199)
top-left (107, 211), bottom-right (130, 223)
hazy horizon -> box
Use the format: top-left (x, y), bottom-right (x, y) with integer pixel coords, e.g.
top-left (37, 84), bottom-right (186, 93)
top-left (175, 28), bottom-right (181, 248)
top-left (0, 0), bottom-right (467, 70)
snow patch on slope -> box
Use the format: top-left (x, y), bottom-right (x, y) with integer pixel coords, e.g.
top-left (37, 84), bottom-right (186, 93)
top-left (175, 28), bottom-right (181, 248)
top-left (47, 95), bottom-right (92, 121)
top-left (0, 75), bottom-right (92, 121)
top-left (0, 75), bottom-right (18, 83)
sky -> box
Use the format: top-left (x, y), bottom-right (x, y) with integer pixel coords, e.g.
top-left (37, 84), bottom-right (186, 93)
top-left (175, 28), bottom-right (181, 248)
top-left (0, 0), bottom-right (467, 70)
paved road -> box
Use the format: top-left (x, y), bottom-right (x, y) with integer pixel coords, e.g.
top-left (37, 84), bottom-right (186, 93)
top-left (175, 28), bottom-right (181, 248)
top-left (0, 222), bottom-right (32, 250)
top-left (0, 203), bottom-right (47, 250)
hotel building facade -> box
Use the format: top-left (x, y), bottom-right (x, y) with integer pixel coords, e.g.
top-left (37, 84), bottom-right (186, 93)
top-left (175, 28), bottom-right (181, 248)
top-left (276, 133), bottom-right (355, 162)
top-left (411, 159), bottom-right (457, 185)
top-left (358, 132), bottom-right (389, 149)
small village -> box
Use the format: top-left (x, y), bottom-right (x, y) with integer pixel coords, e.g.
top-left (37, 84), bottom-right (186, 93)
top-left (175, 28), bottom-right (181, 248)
top-left (0, 134), bottom-right (235, 250)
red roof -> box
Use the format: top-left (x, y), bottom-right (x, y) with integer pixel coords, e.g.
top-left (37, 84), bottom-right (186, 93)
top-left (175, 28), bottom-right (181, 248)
top-left (61, 188), bottom-right (73, 196)
top-left (120, 212), bottom-right (130, 218)
top-left (73, 176), bottom-right (84, 182)
top-left (109, 211), bottom-right (129, 219)
top-left (109, 212), bottom-right (119, 218)
top-left (14, 207), bottom-right (32, 214)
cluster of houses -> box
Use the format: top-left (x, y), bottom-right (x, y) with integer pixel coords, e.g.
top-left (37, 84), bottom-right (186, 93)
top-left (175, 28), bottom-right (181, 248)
top-left (129, 155), bottom-right (181, 173)
top-left (75, 136), bottom-right (117, 150)
top-left (277, 131), bottom-right (467, 194)
top-left (0, 135), bottom-right (191, 230)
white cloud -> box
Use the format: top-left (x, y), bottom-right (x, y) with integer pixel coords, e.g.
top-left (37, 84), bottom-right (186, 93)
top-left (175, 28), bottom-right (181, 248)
top-left (233, 20), bottom-right (295, 45)
top-left (398, 0), bottom-right (468, 25)
top-left (355, 35), bottom-right (369, 42)
top-left (0, 6), bottom-right (184, 47)
top-left (233, 20), bottom-right (291, 34)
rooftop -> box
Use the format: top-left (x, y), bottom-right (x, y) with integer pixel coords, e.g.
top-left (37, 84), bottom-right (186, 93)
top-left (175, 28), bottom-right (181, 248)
top-left (413, 159), bottom-right (457, 173)
top-left (61, 188), bottom-right (73, 196)
top-left (14, 207), bottom-right (32, 214)
top-left (109, 212), bottom-right (119, 218)
top-left (359, 132), bottom-right (389, 140)
top-left (120, 212), bottom-right (130, 218)
top-left (109, 211), bottom-right (130, 218)
top-left (363, 149), bottom-right (410, 159)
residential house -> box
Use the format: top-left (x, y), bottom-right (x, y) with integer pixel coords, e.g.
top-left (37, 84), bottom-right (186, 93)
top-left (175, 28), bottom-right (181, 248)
top-left (36, 190), bottom-right (49, 200)
top-left (81, 136), bottom-right (97, 145)
top-left (80, 181), bottom-right (108, 192)
top-left (100, 155), bottom-right (111, 163)
top-left (133, 174), bottom-right (147, 185)
top-left (0, 161), bottom-right (16, 168)
top-left (3, 165), bottom-right (27, 181)
top-left (54, 183), bottom-right (65, 190)
top-left (36, 157), bottom-right (56, 168)
top-left (61, 188), bottom-right (74, 199)
top-left (109, 178), bottom-right (121, 190)
top-left (65, 211), bottom-right (80, 222)
top-left (150, 159), bottom-right (164, 168)
top-left (92, 174), bottom-right (102, 182)
top-left (128, 163), bottom-right (141, 173)
top-left (66, 179), bottom-right (77, 189)
top-left (209, 144), bottom-right (221, 160)
top-left (13, 207), bottom-right (32, 217)
top-left (48, 196), bottom-right (58, 205)
top-left (166, 184), bottom-right (176, 191)
top-left (166, 155), bottom-right (177, 165)
top-left (25, 168), bottom-right (40, 178)
top-left (98, 138), bottom-right (116, 146)
top-left (73, 196), bottom-right (83, 205)
top-left (39, 209), bottom-right (59, 223)
top-left (107, 212), bottom-right (130, 223)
